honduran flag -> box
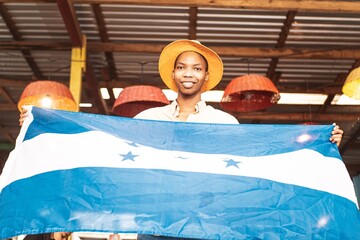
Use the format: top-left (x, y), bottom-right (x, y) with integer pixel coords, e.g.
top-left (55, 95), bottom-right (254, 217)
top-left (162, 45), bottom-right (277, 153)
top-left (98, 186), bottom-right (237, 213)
top-left (0, 106), bottom-right (359, 239)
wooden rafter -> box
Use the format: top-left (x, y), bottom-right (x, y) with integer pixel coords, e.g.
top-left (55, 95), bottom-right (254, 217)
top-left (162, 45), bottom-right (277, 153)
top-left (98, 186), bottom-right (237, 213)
top-left (319, 73), bottom-right (347, 113)
top-left (85, 58), bottom-right (109, 115)
top-left (88, 43), bottom-right (360, 59)
top-left (92, 3), bottom-right (117, 80)
top-left (2, 41), bottom-right (360, 60)
top-left (92, 3), bottom-right (116, 105)
top-left (188, 7), bottom-right (197, 40)
top-left (351, 60), bottom-right (360, 70)
top-left (1, 0), bottom-right (360, 13)
top-left (56, 0), bottom-right (82, 46)
top-left (266, 11), bottom-right (297, 80)
top-left (266, 59), bottom-right (279, 81)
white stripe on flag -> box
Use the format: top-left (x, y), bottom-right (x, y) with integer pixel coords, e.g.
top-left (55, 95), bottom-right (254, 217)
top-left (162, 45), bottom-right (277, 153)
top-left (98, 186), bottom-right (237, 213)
top-left (1, 130), bottom-right (357, 205)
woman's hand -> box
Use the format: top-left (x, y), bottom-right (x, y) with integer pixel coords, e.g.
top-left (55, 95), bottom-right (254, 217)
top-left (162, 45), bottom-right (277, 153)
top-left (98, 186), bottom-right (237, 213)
top-left (19, 106), bottom-right (29, 126)
top-left (330, 123), bottom-right (344, 147)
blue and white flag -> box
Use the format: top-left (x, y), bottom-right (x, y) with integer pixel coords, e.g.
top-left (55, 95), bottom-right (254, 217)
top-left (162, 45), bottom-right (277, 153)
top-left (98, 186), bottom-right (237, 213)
top-left (0, 107), bottom-right (359, 239)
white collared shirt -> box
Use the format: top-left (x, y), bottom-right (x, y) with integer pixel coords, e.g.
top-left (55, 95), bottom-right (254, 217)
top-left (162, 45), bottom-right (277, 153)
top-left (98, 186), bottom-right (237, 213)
top-left (134, 100), bottom-right (239, 124)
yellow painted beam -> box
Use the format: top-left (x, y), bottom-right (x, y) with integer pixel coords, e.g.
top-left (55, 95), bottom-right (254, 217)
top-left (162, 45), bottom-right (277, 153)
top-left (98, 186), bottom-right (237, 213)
top-left (69, 35), bottom-right (86, 111)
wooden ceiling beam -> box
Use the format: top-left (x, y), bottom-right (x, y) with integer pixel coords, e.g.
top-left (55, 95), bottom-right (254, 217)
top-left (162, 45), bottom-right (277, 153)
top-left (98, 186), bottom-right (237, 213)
top-left (351, 60), bottom-right (360, 69)
top-left (2, 41), bottom-right (360, 60)
top-left (74, 0), bottom-right (360, 13)
top-left (84, 60), bottom-right (109, 115)
top-left (2, 0), bottom-right (358, 13)
top-left (56, 0), bottom-right (82, 46)
top-left (267, 11), bottom-right (296, 80)
top-left (189, 7), bottom-right (197, 40)
top-left (92, 4), bottom-right (118, 82)
top-left (91, 4), bottom-right (116, 105)
top-left (0, 3), bottom-right (21, 39)
top-left (88, 43), bottom-right (360, 59)
top-left (276, 11), bottom-right (297, 49)
top-left (319, 73), bottom-right (347, 113)
top-left (0, 41), bottom-right (72, 50)
top-left (267, 58), bottom-right (279, 81)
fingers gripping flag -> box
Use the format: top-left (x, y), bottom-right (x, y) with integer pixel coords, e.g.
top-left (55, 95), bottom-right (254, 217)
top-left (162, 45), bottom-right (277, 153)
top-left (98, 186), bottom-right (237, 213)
top-left (0, 107), bottom-right (359, 239)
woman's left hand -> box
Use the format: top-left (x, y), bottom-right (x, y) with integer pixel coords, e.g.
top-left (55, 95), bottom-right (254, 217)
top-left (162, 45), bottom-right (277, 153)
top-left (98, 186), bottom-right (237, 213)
top-left (330, 123), bottom-right (344, 147)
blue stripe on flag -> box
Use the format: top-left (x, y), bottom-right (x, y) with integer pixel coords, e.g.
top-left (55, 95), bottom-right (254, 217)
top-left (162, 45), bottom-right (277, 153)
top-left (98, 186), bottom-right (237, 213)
top-left (1, 167), bottom-right (360, 239)
top-left (23, 107), bottom-right (340, 159)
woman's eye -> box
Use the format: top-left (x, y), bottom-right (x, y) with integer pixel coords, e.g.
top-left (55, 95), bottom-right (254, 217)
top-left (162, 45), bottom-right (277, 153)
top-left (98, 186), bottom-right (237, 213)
top-left (195, 67), bottom-right (202, 71)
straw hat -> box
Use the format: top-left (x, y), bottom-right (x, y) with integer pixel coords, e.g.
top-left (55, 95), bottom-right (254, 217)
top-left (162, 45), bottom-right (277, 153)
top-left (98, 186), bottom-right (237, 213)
top-left (158, 39), bottom-right (223, 92)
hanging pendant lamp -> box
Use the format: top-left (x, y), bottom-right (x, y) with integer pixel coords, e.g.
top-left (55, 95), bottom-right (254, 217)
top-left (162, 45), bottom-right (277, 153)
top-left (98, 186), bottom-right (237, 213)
top-left (112, 85), bottom-right (170, 118)
top-left (342, 67), bottom-right (360, 100)
top-left (17, 80), bottom-right (77, 112)
top-left (220, 74), bottom-right (280, 112)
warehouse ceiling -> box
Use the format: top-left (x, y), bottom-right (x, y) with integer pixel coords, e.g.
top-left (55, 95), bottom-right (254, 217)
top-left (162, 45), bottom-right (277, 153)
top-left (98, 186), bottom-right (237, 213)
top-left (0, 0), bottom-right (359, 177)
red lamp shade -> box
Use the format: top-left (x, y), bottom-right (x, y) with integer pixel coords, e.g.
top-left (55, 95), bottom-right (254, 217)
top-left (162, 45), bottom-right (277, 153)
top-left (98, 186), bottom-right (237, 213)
top-left (112, 85), bottom-right (170, 118)
top-left (17, 80), bottom-right (77, 112)
top-left (220, 74), bottom-right (280, 112)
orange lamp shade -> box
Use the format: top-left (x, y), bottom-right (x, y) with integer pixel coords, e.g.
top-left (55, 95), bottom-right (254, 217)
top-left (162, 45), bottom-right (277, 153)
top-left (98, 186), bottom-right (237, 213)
top-left (112, 85), bottom-right (170, 118)
top-left (17, 80), bottom-right (77, 112)
top-left (220, 74), bottom-right (280, 112)
top-left (343, 67), bottom-right (360, 100)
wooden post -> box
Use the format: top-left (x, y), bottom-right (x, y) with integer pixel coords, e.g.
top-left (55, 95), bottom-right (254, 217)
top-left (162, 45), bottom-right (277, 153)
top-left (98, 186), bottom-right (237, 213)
top-left (69, 35), bottom-right (86, 112)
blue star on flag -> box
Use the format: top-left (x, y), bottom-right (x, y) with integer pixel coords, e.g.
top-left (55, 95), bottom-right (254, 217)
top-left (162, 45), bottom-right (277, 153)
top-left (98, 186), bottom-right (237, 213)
top-left (224, 159), bottom-right (241, 168)
top-left (120, 151), bottom-right (138, 161)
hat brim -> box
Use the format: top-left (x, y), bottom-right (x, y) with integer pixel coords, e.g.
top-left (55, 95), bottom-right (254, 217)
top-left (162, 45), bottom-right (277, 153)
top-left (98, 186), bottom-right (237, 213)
top-left (158, 39), bottom-right (223, 92)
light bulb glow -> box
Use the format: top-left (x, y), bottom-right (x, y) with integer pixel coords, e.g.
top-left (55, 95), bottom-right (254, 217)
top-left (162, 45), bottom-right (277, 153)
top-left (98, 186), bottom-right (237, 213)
top-left (40, 96), bottom-right (52, 108)
top-left (296, 133), bottom-right (312, 143)
top-left (316, 215), bottom-right (330, 228)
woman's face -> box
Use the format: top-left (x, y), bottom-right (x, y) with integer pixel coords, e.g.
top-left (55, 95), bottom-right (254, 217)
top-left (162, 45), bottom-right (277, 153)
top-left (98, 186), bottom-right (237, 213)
top-left (172, 51), bottom-right (209, 97)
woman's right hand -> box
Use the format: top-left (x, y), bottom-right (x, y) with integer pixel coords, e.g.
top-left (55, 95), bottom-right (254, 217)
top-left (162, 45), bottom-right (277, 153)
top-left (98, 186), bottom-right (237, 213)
top-left (19, 106), bottom-right (29, 126)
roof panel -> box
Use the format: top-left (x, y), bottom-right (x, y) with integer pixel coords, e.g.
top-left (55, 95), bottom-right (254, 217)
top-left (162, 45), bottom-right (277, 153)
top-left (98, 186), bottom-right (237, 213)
top-left (287, 11), bottom-right (360, 47)
top-left (5, 3), bottom-right (69, 41)
top-left (0, 50), bottom-right (32, 78)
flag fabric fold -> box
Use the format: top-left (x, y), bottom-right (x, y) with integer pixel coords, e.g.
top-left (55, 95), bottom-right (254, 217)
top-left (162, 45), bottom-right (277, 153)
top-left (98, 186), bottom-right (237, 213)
top-left (0, 106), bottom-right (359, 239)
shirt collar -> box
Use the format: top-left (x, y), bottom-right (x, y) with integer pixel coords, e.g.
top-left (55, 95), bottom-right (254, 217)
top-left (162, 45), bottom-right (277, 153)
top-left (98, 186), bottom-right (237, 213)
top-left (170, 100), bottom-right (207, 117)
